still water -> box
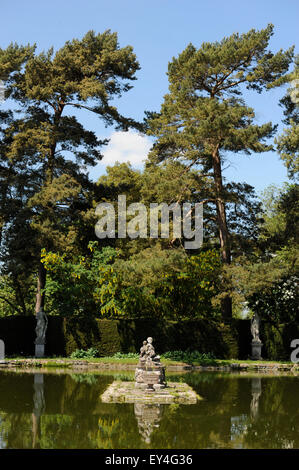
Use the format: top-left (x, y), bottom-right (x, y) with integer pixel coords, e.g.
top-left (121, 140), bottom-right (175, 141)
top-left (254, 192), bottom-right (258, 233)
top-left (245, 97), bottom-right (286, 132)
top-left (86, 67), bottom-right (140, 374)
top-left (0, 369), bottom-right (298, 449)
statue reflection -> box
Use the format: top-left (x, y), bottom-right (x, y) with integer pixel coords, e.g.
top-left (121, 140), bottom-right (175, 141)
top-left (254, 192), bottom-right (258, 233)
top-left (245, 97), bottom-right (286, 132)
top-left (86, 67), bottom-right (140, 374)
top-left (230, 377), bottom-right (262, 446)
top-left (32, 374), bottom-right (45, 448)
top-left (250, 377), bottom-right (262, 421)
top-left (134, 403), bottom-right (162, 444)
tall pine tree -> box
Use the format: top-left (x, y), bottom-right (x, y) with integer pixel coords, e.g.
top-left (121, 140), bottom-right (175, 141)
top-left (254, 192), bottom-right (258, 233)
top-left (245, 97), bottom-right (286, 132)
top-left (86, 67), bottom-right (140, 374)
top-left (0, 30), bottom-right (140, 313)
top-left (147, 24), bottom-right (294, 320)
top-left (275, 56), bottom-right (299, 180)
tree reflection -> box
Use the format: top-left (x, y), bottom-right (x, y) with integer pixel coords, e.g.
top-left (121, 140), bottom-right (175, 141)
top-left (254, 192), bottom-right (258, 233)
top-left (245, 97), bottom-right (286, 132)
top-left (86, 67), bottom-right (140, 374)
top-left (0, 371), bottom-right (298, 449)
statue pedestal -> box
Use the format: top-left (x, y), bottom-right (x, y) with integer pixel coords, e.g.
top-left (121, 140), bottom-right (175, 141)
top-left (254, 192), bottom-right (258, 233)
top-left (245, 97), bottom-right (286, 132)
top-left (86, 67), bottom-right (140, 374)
top-left (35, 344), bottom-right (45, 358)
top-left (135, 360), bottom-right (166, 390)
top-left (251, 341), bottom-right (262, 360)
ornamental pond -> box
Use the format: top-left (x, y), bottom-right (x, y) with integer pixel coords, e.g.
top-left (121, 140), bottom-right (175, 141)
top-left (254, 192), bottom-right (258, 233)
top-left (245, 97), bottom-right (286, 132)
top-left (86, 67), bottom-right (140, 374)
top-left (0, 369), bottom-right (298, 449)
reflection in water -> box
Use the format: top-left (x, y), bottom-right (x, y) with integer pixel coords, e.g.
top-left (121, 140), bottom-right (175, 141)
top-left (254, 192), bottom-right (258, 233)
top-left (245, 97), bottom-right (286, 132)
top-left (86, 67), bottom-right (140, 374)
top-left (250, 378), bottom-right (261, 421)
top-left (134, 404), bottom-right (163, 444)
top-left (0, 371), bottom-right (298, 449)
top-left (230, 377), bottom-right (262, 447)
top-left (32, 374), bottom-right (45, 449)
top-left (230, 414), bottom-right (248, 448)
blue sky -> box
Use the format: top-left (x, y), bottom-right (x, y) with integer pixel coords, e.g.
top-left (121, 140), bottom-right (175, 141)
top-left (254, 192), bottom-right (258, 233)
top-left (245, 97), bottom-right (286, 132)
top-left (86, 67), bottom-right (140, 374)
top-left (0, 0), bottom-right (298, 195)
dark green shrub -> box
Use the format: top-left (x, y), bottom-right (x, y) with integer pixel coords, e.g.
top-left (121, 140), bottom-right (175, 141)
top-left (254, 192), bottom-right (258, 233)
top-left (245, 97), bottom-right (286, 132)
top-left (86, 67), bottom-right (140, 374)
top-left (161, 350), bottom-right (217, 365)
top-left (70, 347), bottom-right (98, 359)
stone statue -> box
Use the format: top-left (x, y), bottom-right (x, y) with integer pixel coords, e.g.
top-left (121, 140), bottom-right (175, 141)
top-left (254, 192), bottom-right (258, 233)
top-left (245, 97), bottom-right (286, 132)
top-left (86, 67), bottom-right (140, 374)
top-left (35, 308), bottom-right (48, 345)
top-left (250, 313), bottom-right (262, 360)
top-left (251, 313), bottom-right (261, 343)
top-left (145, 337), bottom-right (160, 362)
top-left (140, 341), bottom-right (147, 358)
top-left (135, 337), bottom-right (166, 391)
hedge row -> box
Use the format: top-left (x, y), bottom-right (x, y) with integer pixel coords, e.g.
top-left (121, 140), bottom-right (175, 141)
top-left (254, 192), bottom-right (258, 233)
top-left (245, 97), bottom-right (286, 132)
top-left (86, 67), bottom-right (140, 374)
top-left (261, 322), bottom-right (299, 361)
top-left (0, 316), bottom-right (238, 358)
top-left (0, 316), bottom-right (297, 360)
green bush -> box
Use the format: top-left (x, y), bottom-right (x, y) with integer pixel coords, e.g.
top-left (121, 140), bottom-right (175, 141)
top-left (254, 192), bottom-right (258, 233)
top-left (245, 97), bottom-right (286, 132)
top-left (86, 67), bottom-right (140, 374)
top-left (249, 275), bottom-right (299, 325)
top-left (42, 244), bottom-right (222, 320)
top-left (70, 347), bottom-right (99, 359)
top-left (112, 352), bottom-right (139, 359)
top-left (110, 350), bottom-right (217, 365)
top-left (161, 350), bottom-right (216, 365)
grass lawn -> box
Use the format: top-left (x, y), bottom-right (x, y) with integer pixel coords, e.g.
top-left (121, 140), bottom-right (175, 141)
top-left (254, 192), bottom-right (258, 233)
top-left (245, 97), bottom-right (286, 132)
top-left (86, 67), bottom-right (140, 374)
top-left (6, 356), bottom-right (297, 368)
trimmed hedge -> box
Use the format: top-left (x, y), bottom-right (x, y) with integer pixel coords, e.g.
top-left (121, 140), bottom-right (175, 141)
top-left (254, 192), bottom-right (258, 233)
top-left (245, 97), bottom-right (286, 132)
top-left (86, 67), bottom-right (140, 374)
top-left (0, 316), bottom-right (297, 360)
top-left (235, 319), bottom-right (252, 359)
top-left (261, 322), bottom-right (299, 361)
top-left (0, 316), bottom-right (238, 358)
top-left (63, 317), bottom-right (122, 357)
top-left (0, 316), bottom-right (36, 356)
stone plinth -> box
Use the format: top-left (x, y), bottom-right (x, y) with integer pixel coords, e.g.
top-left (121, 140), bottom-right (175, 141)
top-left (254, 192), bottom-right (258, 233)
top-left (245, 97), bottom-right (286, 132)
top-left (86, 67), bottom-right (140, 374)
top-left (35, 344), bottom-right (45, 358)
top-left (251, 341), bottom-right (263, 360)
top-left (101, 381), bottom-right (201, 404)
top-left (135, 362), bottom-right (166, 391)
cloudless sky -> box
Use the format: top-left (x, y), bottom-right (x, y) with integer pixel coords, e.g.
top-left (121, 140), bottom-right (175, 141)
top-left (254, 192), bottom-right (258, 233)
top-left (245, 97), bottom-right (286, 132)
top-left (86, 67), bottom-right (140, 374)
top-left (0, 0), bottom-right (298, 195)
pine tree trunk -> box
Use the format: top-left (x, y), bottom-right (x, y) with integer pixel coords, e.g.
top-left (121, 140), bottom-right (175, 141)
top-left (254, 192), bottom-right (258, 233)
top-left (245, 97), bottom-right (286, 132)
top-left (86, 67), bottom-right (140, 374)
top-left (34, 107), bottom-right (62, 315)
top-left (35, 261), bottom-right (46, 314)
top-left (212, 146), bottom-right (232, 320)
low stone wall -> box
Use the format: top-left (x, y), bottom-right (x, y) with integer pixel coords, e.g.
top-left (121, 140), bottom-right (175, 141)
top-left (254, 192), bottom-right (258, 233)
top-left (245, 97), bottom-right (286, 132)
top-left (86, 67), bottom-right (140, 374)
top-left (1, 358), bottom-right (298, 374)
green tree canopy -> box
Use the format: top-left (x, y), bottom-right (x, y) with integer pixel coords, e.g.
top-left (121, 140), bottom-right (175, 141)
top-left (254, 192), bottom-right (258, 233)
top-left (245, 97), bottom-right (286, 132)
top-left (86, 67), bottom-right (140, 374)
top-left (146, 24), bottom-right (294, 319)
top-left (275, 56), bottom-right (299, 180)
top-left (0, 30), bottom-right (140, 313)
